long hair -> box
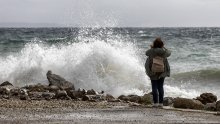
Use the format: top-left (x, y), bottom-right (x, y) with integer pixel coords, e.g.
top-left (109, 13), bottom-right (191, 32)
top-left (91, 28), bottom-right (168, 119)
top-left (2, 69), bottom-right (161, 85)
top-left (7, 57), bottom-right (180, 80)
top-left (152, 37), bottom-right (164, 48)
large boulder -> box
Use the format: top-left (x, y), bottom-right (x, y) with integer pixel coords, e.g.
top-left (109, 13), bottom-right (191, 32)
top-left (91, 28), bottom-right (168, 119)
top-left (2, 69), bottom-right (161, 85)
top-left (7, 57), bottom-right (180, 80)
top-left (46, 70), bottom-right (75, 90)
top-left (0, 81), bottom-right (13, 87)
top-left (0, 81), bottom-right (15, 96)
top-left (140, 93), bottom-right (152, 105)
top-left (216, 100), bottom-right (220, 111)
top-left (173, 97), bottom-right (204, 110)
top-left (196, 93), bottom-right (217, 104)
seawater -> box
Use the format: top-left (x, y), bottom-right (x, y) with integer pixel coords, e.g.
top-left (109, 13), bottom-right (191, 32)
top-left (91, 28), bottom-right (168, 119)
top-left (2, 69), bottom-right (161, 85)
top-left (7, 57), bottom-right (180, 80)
top-left (0, 27), bottom-right (220, 98)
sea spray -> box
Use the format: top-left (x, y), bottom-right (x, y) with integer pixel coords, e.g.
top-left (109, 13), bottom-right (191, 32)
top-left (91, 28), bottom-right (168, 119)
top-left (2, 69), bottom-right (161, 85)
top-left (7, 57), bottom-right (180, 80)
top-left (0, 38), bottom-right (150, 96)
top-left (0, 28), bottom-right (220, 98)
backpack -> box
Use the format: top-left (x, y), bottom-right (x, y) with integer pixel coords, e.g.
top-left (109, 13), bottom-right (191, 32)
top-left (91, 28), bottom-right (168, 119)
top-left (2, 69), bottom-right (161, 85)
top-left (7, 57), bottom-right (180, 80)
top-left (151, 56), bottom-right (165, 73)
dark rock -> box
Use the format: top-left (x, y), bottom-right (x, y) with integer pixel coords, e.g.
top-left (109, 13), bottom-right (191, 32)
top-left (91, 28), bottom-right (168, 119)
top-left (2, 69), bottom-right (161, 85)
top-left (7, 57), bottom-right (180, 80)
top-left (118, 95), bottom-right (129, 101)
top-left (2, 95), bottom-right (9, 99)
top-left (0, 81), bottom-right (13, 87)
top-left (173, 97), bottom-right (204, 110)
top-left (55, 90), bottom-right (71, 100)
top-left (105, 94), bottom-right (115, 101)
top-left (42, 92), bottom-right (55, 100)
top-left (66, 90), bottom-right (85, 99)
top-left (108, 99), bottom-right (121, 102)
top-left (0, 83), bottom-right (15, 95)
top-left (216, 100), bottom-right (220, 111)
top-left (204, 102), bottom-right (216, 111)
top-left (48, 85), bottom-right (60, 92)
top-left (46, 70), bottom-right (75, 90)
top-left (118, 95), bottom-right (125, 100)
top-left (9, 88), bottom-right (24, 99)
top-left (140, 93), bottom-right (153, 105)
top-left (82, 95), bottom-right (105, 102)
top-left (19, 89), bottom-right (30, 100)
top-left (82, 95), bottom-right (89, 101)
top-left (118, 95), bottom-right (142, 103)
top-left (0, 88), bottom-right (10, 95)
top-left (10, 88), bottom-right (20, 96)
top-left (196, 93), bottom-right (217, 104)
top-left (163, 97), bottom-right (174, 106)
top-left (128, 95), bottom-right (142, 103)
top-left (86, 89), bottom-right (96, 95)
top-left (28, 92), bottom-right (44, 100)
top-left (20, 95), bottom-right (29, 100)
top-left (24, 84), bottom-right (49, 92)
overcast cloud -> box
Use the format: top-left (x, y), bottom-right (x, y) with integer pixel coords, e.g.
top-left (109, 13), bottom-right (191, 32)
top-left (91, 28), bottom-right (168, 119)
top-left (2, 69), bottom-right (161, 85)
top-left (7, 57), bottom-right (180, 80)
top-left (0, 0), bottom-right (220, 27)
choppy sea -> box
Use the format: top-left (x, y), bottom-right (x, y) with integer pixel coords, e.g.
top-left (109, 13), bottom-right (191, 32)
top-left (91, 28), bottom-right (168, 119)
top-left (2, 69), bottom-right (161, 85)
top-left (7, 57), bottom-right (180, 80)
top-left (0, 27), bottom-right (219, 98)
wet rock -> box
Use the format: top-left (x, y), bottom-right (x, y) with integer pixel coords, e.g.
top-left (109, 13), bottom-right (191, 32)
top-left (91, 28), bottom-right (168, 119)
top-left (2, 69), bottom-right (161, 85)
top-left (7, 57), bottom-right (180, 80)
top-left (55, 90), bottom-right (71, 100)
top-left (0, 82), bottom-right (15, 95)
top-left (105, 94), bottom-right (115, 101)
top-left (10, 88), bottom-right (20, 96)
top-left (66, 89), bottom-right (86, 99)
top-left (82, 95), bottom-right (105, 102)
top-left (140, 93), bottom-right (153, 105)
top-left (48, 85), bottom-right (60, 92)
top-left (118, 95), bottom-right (142, 103)
top-left (128, 95), bottom-right (142, 103)
top-left (163, 97), bottom-right (174, 106)
top-left (24, 84), bottom-right (49, 92)
top-left (204, 102), bottom-right (216, 111)
top-left (216, 100), bottom-right (220, 111)
top-left (196, 93), bottom-right (217, 104)
top-left (28, 92), bottom-right (44, 100)
top-left (173, 97), bottom-right (204, 110)
top-left (118, 95), bottom-right (129, 102)
top-left (82, 95), bottom-right (89, 101)
top-left (20, 89), bottom-right (30, 100)
top-left (86, 89), bottom-right (96, 95)
top-left (0, 81), bottom-right (13, 87)
top-left (2, 95), bottom-right (9, 99)
top-left (9, 88), bottom-right (23, 99)
top-left (42, 92), bottom-right (55, 100)
top-left (46, 70), bottom-right (75, 90)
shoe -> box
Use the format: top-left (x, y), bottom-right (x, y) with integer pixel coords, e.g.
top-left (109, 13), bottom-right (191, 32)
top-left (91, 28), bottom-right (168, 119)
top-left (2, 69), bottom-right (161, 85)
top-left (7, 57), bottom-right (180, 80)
top-left (152, 103), bottom-right (158, 108)
top-left (158, 103), bottom-right (163, 108)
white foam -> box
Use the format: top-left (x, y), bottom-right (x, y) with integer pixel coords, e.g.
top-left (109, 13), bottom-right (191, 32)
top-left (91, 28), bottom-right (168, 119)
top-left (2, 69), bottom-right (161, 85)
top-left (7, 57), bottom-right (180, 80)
top-left (0, 38), bottom-right (151, 96)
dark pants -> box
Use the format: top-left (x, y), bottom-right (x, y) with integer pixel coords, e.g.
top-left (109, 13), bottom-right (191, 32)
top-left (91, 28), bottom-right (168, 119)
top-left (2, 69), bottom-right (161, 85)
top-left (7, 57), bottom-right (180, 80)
top-left (151, 78), bottom-right (165, 104)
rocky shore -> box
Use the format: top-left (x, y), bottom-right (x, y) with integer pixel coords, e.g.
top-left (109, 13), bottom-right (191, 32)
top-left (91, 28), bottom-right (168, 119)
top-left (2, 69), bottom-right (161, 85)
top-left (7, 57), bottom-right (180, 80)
top-left (0, 71), bottom-right (220, 123)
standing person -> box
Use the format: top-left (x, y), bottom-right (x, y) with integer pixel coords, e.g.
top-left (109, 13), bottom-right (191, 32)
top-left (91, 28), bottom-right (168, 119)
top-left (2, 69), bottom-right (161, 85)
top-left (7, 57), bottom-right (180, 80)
top-left (145, 37), bottom-right (171, 108)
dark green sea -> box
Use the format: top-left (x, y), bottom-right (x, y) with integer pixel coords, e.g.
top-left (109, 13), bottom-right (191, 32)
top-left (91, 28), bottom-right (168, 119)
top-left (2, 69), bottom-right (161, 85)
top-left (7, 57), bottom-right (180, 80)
top-left (0, 27), bottom-right (220, 98)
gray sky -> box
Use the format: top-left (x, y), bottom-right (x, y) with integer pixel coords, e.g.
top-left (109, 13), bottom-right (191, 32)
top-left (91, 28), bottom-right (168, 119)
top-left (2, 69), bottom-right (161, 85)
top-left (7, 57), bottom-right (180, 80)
top-left (0, 0), bottom-right (220, 27)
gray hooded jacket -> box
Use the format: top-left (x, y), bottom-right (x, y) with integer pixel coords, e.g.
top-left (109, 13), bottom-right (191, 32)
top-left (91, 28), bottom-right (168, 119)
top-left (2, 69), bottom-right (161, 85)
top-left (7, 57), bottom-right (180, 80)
top-left (145, 48), bottom-right (171, 80)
